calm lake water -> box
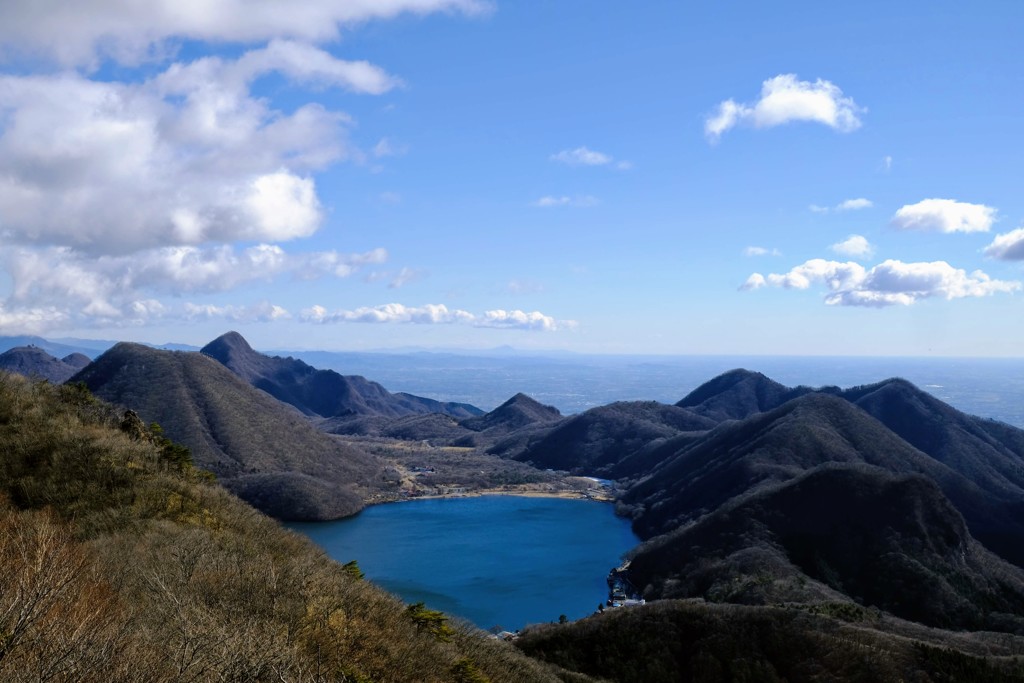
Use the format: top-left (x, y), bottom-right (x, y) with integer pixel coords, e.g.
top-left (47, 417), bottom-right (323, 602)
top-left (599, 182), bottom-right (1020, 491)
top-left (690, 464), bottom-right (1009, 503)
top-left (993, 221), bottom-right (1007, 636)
top-left (288, 496), bottom-right (639, 631)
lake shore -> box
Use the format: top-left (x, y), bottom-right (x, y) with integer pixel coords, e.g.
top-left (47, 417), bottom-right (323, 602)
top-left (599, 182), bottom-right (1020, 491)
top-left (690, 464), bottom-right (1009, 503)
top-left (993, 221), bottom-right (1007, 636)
top-left (370, 485), bottom-right (614, 506)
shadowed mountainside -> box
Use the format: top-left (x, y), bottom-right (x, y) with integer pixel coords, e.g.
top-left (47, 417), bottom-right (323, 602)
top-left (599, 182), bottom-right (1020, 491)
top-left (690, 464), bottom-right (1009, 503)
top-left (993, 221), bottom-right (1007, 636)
top-left (70, 342), bottom-right (387, 520)
top-left (0, 345), bottom-right (91, 383)
top-left (627, 464), bottom-right (1024, 631)
top-left (506, 400), bottom-right (716, 478)
top-left (675, 368), bottom-right (822, 422)
top-left (201, 331), bottom-right (482, 419)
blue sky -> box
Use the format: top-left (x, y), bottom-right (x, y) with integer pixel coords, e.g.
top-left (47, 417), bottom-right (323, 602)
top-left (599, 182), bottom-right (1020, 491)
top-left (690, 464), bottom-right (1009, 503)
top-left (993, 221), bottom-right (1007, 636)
top-left (0, 1), bottom-right (1022, 355)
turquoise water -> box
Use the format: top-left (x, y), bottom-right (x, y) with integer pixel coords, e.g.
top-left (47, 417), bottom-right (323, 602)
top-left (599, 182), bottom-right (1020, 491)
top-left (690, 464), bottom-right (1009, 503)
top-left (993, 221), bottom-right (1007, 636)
top-left (288, 496), bottom-right (639, 631)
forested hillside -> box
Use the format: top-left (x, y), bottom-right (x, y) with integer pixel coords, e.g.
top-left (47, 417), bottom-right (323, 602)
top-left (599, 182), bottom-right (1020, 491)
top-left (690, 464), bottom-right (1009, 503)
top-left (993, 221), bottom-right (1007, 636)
top-left (0, 371), bottom-right (578, 682)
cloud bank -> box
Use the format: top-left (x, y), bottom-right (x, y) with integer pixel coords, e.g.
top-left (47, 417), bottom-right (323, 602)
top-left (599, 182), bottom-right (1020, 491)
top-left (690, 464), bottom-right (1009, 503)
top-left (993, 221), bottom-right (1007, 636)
top-left (302, 304), bottom-right (573, 331)
top-left (743, 259), bottom-right (1019, 307)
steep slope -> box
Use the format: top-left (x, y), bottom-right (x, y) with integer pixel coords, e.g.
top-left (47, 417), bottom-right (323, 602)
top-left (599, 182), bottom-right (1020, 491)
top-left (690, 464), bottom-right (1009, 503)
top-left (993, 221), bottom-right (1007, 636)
top-left (675, 368), bottom-right (818, 422)
top-left (510, 401), bottom-right (715, 478)
top-left (201, 331), bottom-right (482, 419)
top-left (627, 464), bottom-right (1024, 631)
top-left (0, 345), bottom-right (89, 383)
top-left (71, 343), bottom-right (385, 520)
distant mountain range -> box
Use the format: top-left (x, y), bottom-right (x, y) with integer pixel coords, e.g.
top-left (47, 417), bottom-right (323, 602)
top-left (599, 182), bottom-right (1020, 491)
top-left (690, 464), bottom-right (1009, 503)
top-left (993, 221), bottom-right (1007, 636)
top-left (201, 331), bottom-right (482, 419)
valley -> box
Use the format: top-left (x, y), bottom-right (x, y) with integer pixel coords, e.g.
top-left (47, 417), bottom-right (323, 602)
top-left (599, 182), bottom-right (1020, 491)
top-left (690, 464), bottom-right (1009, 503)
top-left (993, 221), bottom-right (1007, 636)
top-left (4, 332), bottom-right (1024, 680)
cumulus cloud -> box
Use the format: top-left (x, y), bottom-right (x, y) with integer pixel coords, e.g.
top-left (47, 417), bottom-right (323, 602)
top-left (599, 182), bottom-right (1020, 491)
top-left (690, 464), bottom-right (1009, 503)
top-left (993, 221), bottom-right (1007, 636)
top-left (829, 234), bottom-right (874, 258)
top-left (0, 42), bottom-right (395, 255)
top-left (984, 228), bottom-right (1024, 261)
top-left (705, 74), bottom-right (864, 142)
top-left (532, 195), bottom-right (600, 208)
top-left (891, 199), bottom-right (996, 234)
top-left (0, 0), bottom-right (488, 67)
top-left (477, 309), bottom-right (565, 331)
top-left (744, 258), bottom-right (1019, 307)
top-left (301, 304), bottom-right (572, 330)
top-left (739, 273), bottom-right (767, 291)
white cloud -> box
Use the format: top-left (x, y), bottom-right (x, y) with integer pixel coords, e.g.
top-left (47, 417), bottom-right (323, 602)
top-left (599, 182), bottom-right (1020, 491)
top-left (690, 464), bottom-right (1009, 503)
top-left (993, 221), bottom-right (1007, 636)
top-left (184, 301), bottom-right (291, 323)
top-left (550, 146), bottom-right (631, 170)
top-left (882, 155), bottom-right (893, 172)
top-left (0, 1), bottom-right (488, 68)
top-left (829, 234), bottom-right (874, 258)
top-left (300, 304), bottom-right (572, 331)
top-left (745, 258), bottom-right (1019, 307)
top-left (533, 195), bottom-right (600, 208)
top-left (739, 273), bottom-right (767, 291)
top-left (0, 244), bottom-right (386, 325)
top-left (705, 74), bottom-right (864, 142)
top-left (301, 303), bottom-right (475, 325)
top-left (743, 246), bottom-right (781, 257)
top-left (0, 305), bottom-right (68, 335)
top-left (984, 227), bottom-right (1024, 261)
top-left (550, 146), bottom-right (612, 166)
top-left (891, 199), bottom-right (997, 234)
top-left (836, 198), bottom-right (873, 211)
top-left (0, 43), bottom-right (389, 255)
top-left (809, 198), bottom-right (873, 214)
top-left (478, 310), bottom-right (567, 331)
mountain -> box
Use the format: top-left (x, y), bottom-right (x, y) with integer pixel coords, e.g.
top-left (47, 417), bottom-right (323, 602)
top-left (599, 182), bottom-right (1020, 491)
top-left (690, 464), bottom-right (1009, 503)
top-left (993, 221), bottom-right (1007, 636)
top-left (507, 401), bottom-right (715, 478)
top-left (628, 464), bottom-right (1024, 631)
top-left (461, 392), bottom-right (563, 434)
top-left (201, 331), bottom-right (482, 420)
top-left (622, 392), bottom-right (1024, 558)
top-left (0, 345), bottom-right (91, 383)
top-left (675, 368), bottom-right (820, 422)
top-left (70, 342), bottom-right (386, 520)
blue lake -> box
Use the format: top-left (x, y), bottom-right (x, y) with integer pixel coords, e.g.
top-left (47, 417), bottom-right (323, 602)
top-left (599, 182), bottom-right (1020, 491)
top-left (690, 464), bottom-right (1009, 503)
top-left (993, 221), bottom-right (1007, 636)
top-left (288, 495), bottom-right (639, 631)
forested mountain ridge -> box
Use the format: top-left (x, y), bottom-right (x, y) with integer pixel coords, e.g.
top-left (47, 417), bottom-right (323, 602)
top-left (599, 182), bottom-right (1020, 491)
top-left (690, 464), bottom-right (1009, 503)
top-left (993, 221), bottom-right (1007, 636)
top-left (202, 331), bottom-right (482, 419)
top-left (70, 342), bottom-right (388, 521)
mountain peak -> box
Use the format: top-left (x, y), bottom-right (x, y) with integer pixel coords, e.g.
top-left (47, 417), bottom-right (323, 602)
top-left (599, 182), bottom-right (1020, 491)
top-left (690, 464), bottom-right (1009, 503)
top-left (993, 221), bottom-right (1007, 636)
top-left (462, 392), bottom-right (562, 433)
top-left (676, 368), bottom-right (805, 422)
top-left (201, 331), bottom-right (255, 359)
